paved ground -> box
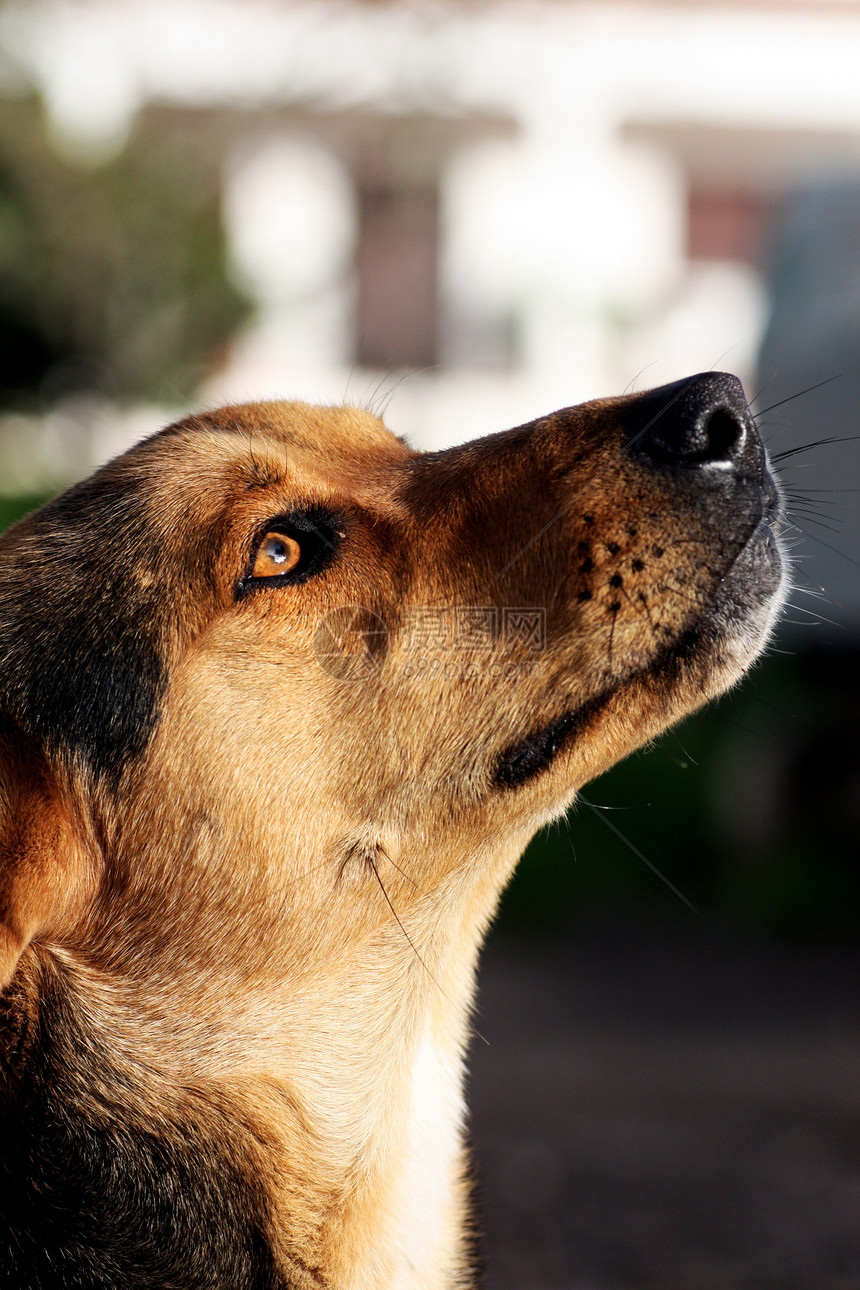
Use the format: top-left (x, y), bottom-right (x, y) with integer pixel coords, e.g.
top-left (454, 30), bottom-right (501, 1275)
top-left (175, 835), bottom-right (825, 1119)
top-left (469, 915), bottom-right (860, 1289)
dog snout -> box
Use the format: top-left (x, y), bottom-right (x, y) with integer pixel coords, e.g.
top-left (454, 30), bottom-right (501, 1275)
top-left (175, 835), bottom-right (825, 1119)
top-left (626, 371), bottom-right (755, 471)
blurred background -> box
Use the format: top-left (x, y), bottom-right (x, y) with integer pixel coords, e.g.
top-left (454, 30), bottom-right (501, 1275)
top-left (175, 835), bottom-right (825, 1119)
top-left (0, 0), bottom-right (858, 1285)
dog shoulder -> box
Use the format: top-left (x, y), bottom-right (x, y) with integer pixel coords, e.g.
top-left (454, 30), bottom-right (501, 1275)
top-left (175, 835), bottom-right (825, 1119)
top-left (0, 962), bottom-right (291, 1289)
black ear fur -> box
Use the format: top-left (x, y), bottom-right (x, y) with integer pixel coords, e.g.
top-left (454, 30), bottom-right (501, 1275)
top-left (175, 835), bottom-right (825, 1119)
top-left (0, 470), bottom-right (168, 785)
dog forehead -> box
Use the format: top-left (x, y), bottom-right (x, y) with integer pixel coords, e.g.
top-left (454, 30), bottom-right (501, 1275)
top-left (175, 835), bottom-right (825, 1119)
top-left (168, 399), bottom-right (409, 470)
top-left (131, 399), bottom-right (414, 522)
top-left (245, 399), bottom-right (408, 457)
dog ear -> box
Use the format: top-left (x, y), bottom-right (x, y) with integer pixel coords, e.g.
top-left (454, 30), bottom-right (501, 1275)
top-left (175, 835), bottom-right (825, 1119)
top-left (0, 720), bottom-right (87, 989)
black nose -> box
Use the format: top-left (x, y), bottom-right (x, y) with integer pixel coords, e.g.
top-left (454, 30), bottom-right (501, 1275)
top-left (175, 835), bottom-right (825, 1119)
top-left (628, 372), bottom-right (753, 467)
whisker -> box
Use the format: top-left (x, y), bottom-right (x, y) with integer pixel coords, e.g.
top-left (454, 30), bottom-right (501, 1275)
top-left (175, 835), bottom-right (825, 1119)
top-left (377, 365), bottom-right (439, 420)
top-left (784, 602), bottom-right (843, 628)
top-left (606, 605), bottom-right (618, 671)
top-left (363, 369), bottom-right (393, 417)
top-left (747, 372), bottom-right (781, 412)
top-left (578, 794), bottom-right (699, 914)
top-left (771, 434), bottom-right (859, 463)
top-left (799, 529), bottom-right (860, 571)
top-left (377, 843), bottom-right (424, 893)
top-left (582, 798), bottom-right (648, 812)
top-left (669, 730), bottom-right (699, 767)
top-left (623, 360), bottom-right (661, 395)
top-left (163, 379), bottom-right (199, 414)
top-left (753, 374), bottom-right (841, 417)
top-left (788, 514), bottom-right (841, 535)
top-left (369, 857), bottom-right (489, 1046)
top-left (623, 584), bottom-right (657, 643)
top-left (785, 491), bottom-right (838, 506)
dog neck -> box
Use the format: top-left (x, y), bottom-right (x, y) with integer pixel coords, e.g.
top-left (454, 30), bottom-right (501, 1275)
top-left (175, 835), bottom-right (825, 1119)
top-left (7, 826), bottom-right (528, 1289)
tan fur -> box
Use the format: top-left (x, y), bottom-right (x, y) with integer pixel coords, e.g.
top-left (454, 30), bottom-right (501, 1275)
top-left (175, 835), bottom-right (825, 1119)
top-left (0, 727), bottom-right (95, 991)
top-left (0, 385), bottom-right (785, 1287)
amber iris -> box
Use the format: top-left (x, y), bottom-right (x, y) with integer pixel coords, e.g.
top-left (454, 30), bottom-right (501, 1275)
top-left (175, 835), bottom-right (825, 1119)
top-left (252, 532), bottom-right (302, 578)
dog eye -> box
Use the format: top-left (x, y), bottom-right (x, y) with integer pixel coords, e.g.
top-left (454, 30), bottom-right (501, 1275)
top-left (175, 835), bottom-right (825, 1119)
top-left (237, 509), bottom-right (342, 600)
top-left (252, 532), bottom-right (302, 578)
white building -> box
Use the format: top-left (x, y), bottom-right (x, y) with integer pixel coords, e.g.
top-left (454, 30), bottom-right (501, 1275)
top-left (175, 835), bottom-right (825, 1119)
top-left (1, 0), bottom-right (859, 623)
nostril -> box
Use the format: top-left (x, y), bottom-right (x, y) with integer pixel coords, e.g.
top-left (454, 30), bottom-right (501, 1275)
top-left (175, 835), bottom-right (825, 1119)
top-left (701, 408), bottom-right (743, 462)
top-left (627, 373), bottom-right (752, 470)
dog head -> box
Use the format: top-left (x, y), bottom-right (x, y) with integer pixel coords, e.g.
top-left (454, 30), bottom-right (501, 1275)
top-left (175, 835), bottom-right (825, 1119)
top-left (0, 373), bottom-right (785, 999)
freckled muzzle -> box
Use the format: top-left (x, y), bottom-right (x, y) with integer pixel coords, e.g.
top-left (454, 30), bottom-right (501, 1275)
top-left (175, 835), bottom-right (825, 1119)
top-left (492, 372), bottom-right (785, 790)
top-left (619, 372), bottom-right (785, 653)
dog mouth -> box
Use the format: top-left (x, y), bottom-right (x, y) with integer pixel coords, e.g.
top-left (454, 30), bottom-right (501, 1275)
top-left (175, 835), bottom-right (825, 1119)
top-left (494, 502), bottom-right (786, 793)
top-left (492, 698), bottom-right (609, 789)
top-left (492, 376), bottom-right (787, 795)
top-left (491, 625), bottom-right (717, 792)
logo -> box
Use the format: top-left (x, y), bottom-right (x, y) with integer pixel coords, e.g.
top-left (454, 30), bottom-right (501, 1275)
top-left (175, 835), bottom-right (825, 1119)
top-left (313, 605), bottom-right (390, 681)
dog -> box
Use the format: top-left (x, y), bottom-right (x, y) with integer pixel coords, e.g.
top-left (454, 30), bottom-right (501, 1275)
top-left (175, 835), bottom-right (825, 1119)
top-left (0, 371), bottom-right (785, 1288)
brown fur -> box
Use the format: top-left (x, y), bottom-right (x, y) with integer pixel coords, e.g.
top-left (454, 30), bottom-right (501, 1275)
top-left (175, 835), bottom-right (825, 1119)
top-left (0, 377), bottom-right (785, 1288)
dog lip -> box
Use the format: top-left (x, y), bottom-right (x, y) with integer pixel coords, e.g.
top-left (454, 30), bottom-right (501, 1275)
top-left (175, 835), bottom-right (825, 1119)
top-left (762, 467), bottom-right (782, 524)
top-left (731, 468), bottom-right (784, 555)
top-left (495, 500), bottom-right (786, 794)
top-left (493, 693), bottom-right (610, 790)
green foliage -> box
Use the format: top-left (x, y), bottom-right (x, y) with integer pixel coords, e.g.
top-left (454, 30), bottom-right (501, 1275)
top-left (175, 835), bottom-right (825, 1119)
top-left (0, 491), bottom-right (53, 532)
top-left (0, 95), bottom-right (250, 407)
top-left (498, 654), bottom-right (860, 940)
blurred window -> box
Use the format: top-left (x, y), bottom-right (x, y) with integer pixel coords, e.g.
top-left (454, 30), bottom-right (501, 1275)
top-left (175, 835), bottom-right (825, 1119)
top-left (356, 183), bottom-right (439, 370)
top-left (687, 187), bottom-right (774, 265)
